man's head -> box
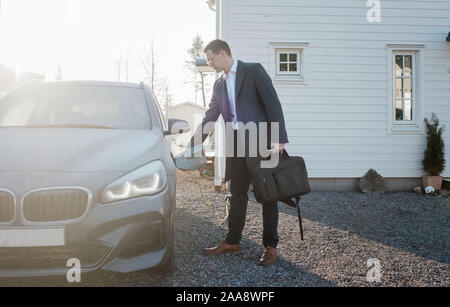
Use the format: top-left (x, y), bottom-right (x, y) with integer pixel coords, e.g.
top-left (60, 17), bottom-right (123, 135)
top-left (204, 39), bottom-right (234, 73)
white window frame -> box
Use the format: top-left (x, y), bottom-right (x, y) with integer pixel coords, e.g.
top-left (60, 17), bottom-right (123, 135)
top-left (269, 42), bottom-right (309, 84)
top-left (387, 44), bottom-right (424, 134)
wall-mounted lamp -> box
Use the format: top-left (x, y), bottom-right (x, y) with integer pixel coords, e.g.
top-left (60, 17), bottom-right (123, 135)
top-left (207, 0), bottom-right (216, 12)
top-left (195, 58), bottom-right (215, 73)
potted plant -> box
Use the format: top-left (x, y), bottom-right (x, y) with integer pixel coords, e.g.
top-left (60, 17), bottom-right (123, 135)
top-left (422, 113), bottom-right (446, 190)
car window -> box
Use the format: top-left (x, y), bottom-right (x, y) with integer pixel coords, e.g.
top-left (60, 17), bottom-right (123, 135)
top-left (0, 84), bottom-right (152, 129)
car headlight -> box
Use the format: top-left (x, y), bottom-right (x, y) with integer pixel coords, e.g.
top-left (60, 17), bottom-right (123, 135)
top-left (100, 160), bottom-right (167, 204)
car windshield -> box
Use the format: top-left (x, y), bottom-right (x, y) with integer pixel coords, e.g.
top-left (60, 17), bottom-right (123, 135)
top-left (0, 83), bottom-right (152, 129)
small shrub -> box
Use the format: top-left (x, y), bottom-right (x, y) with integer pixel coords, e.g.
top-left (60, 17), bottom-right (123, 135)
top-left (422, 113), bottom-right (446, 176)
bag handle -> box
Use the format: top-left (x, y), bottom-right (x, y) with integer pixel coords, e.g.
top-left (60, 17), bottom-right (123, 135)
top-left (281, 150), bottom-right (290, 159)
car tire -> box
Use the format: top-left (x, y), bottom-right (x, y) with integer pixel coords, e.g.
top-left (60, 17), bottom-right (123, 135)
top-left (154, 210), bottom-right (175, 274)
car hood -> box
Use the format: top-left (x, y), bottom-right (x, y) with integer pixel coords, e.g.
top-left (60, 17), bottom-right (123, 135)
top-left (0, 128), bottom-right (163, 172)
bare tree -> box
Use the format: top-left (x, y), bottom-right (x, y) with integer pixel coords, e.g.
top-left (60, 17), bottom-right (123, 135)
top-left (112, 36), bottom-right (172, 118)
top-left (54, 65), bottom-right (63, 80)
top-left (114, 48), bottom-right (131, 82)
top-left (113, 53), bottom-right (121, 81)
top-left (141, 37), bottom-right (156, 90)
top-left (162, 82), bottom-right (173, 120)
top-left (138, 35), bottom-right (172, 116)
top-left (185, 34), bottom-right (212, 107)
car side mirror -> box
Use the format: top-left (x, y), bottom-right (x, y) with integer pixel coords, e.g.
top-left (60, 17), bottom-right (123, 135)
top-left (164, 118), bottom-right (190, 136)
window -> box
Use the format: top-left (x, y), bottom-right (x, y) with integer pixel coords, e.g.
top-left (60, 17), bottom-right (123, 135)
top-left (277, 51), bottom-right (301, 76)
top-left (269, 42), bottom-right (309, 83)
top-left (394, 53), bottom-right (415, 122)
top-left (387, 44), bottom-right (424, 134)
top-left (155, 100), bottom-right (168, 131)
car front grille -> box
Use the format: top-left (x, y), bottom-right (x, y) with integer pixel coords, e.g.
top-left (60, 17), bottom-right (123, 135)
top-left (0, 242), bottom-right (111, 270)
top-left (22, 188), bottom-right (90, 222)
top-left (0, 191), bottom-right (14, 223)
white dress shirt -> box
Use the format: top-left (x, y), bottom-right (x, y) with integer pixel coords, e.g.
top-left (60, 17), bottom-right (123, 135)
top-left (223, 59), bottom-right (239, 130)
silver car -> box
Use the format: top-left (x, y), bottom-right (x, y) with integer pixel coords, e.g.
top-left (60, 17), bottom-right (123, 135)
top-left (0, 80), bottom-right (188, 277)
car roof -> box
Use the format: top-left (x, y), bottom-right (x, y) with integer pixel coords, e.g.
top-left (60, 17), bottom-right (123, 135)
top-left (35, 80), bottom-right (143, 89)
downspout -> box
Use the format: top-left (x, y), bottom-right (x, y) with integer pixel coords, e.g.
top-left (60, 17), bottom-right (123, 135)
top-left (207, 0), bottom-right (225, 190)
top-left (216, 0), bottom-right (221, 39)
top-left (207, 0), bottom-right (221, 39)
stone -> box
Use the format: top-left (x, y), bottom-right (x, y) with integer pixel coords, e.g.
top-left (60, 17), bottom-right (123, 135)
top-left (358, 168), bottom-right (387, 194)
top-left (425, 186), bottom-right (435, 194)
top-left (412, 186), bottom-right (424, 195)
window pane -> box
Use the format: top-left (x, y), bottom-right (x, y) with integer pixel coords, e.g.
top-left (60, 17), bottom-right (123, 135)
top-left (279, 53), bottom-right (287, 62)
top-left (404, 55), bottom-right (412, 76)
top-left (395, 78), bottom-right (403, 99)
top-left (404, 100), bottom-right (412, 121)
top-left (404, 78), bottom-right (412, 100)
top-left (289, 63), bottom-right (298, 72)
top-left (395, 55), bottom-right (403, 76)
top-left (289, 53), bottom-right (297, 62)
top-left (395, 100), bottom-right (403, 120)
top-left (280, 63), bottom-right (288, 71)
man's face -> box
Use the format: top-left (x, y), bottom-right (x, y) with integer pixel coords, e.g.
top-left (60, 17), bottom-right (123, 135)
top-left (205, 49), bottom-right (226, 73)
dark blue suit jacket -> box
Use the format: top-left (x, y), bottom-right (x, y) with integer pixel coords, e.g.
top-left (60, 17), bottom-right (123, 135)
top-left (190, 60), bottom-right (289, 181)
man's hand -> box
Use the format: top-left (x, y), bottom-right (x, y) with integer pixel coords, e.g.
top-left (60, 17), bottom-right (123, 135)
top-left (270, 143), bottom-right (286, 153)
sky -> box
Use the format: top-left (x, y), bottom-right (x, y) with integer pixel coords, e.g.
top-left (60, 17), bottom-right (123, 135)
top-left (0, 0), bottom-right (216, 104)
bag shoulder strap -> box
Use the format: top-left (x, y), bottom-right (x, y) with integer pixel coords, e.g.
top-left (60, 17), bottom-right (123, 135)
top-left (280, 196), bottom-right (300, 208)
top-left (280, 196), bottom-right (304, 240)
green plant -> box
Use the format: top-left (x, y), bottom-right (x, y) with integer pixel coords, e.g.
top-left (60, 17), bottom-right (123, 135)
top-left (422, 113), bottom-right (446, 176)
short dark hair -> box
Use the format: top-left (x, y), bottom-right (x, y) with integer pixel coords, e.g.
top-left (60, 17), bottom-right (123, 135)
top-left (204, 39), bottom-right (232, 57)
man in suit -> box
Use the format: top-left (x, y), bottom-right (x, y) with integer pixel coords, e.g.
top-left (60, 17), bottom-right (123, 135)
top-left (189, 39), bottom-right (288, 266)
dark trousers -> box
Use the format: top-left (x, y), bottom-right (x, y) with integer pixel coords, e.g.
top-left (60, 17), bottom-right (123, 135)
top-left (225, 156), bottom-right (279, 248)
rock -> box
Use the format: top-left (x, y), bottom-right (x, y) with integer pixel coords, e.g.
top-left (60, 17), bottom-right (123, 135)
top-left (412, 186), bottom-right (424, 195)
top-left (359, 169), bottom-right (387, 194)
top-left (425, 186), bottom-right (435, 194)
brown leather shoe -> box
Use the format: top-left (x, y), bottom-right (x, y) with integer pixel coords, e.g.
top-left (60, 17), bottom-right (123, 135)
top-left (259, 246), bottom-right (277, 266)
top-left (203, 240), bottom-right (240, 255)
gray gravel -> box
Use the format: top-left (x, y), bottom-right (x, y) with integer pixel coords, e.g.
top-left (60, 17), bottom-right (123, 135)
top-left (1, 170), bottom-right (449, 287)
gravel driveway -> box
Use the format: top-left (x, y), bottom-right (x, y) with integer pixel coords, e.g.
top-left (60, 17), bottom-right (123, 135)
top-left (2, 170), bottom-right (449, 287)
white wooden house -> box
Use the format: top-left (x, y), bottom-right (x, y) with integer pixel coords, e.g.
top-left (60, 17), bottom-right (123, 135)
top-left (208, 0), bottom-right (450, 191)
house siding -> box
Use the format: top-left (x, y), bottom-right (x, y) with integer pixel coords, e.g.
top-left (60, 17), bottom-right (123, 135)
top-left (220, 0), bottom-right (450, 178)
